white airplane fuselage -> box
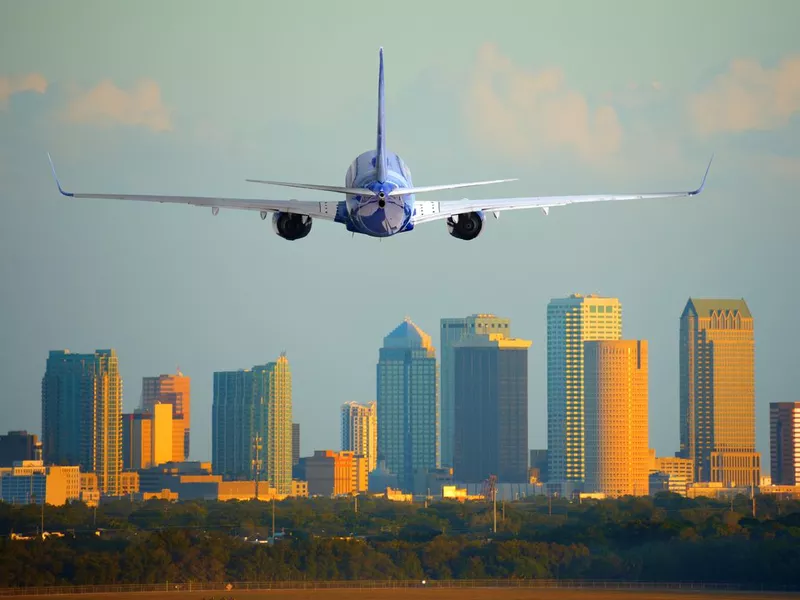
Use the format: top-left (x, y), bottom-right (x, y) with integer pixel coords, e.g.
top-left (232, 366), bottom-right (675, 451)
top-left (343, 150), bottom-right (415, 237)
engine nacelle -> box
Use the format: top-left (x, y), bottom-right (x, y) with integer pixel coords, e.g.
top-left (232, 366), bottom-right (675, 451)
top-left (446, 211), bottom-right (485, 241)
top-left (272, 212), bottom-right (313, 241)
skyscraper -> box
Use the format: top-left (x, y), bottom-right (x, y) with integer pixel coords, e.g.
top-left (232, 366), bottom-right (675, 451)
top-left (679, 299), bottom-right (760, 486)
top-left (547, 295), bottom-right (622, 490)
top-left (453, 331), bottom-right (531, 483)
top-left (257, 355), bottom-right (293, 495)
top-left (42, 350), bottom-right (93, 466)
top-left (212, 369), bottom-right (253, 480)
top-left (770, 402), bottom-right (800, 485)
top-left (42, 349), bottom-right (123, 496)
top-left (377, 318), bottom-right (438, 491)
top-left (292, 423), bottom-right (300, 466)
top-left (212, 354), bottom-right (293, 494)
top-left (584, 340), bottom-right (649, 497)
top-left (440, 314), bottom-right (511, 468)
top-left (341, 401), bottom-right (378, 473)
top-left (0, 431), bottom-right (41, 468)
top-left (82, 350), bottom-right (123, 496)
top-left (142, 371), bottom-right (191, 461)
top-left (121, 405), bottom-right (173, 470)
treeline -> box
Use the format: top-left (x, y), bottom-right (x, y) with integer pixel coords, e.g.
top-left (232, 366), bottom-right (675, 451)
top-left (0, 493), bottom-right (799, 588)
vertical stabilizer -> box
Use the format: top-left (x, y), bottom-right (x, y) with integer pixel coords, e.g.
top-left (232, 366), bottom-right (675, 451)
top-left (376, 47), bottom-right (388, 183)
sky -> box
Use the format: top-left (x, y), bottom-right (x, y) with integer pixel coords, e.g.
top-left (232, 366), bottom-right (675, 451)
top-left (1, 0), bottom-right (798, 467)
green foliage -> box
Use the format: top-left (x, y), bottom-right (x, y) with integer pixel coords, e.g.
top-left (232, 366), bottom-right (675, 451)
top-left (0, 495), bottom-right (799, 588)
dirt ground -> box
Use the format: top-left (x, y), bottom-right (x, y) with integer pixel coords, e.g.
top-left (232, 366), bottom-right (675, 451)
top-left (22, 588), bottom-right (794, 600)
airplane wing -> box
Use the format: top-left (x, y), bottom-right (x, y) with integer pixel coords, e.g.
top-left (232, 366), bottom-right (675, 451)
top-left (413, 156), bottom-right (714, 225)
top-left (47, 154), bottom-right (340, 221)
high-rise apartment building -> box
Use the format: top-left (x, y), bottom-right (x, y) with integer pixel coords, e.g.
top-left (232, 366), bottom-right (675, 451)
top-left (341, 401), bottom-right (378, 473)
top-left (440, 314), bottom-right (511, 468)
top-left (547, 295), bottom-right (622, 490)
top-left (584, 340), bottom-right (649, 497)
top-left (679, 299), bottom-right (760, 486)
top-left (258, 355), bottom-right (293, 495)
top-left (377, 318), bottom-right (438, 491)
top-left (42, 349), bottom-right (122, 496)
top-left (42, 350), bottom-right (92, 466)
top-left (770, 402), bottom-right (800, 485)
top-left (212, 354), bottom-right (293, 494)
top-left (452, 332), bottom-right (531, 483)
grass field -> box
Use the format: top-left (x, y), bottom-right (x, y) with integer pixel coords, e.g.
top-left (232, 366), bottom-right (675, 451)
top-left (20, 589), bottom-right (794, 600)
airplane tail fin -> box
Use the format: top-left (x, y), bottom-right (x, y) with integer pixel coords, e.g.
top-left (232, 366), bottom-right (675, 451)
top-left (376, 47), bottom-right (388, 183)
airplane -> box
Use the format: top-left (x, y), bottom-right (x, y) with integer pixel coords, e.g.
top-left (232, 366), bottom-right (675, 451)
top-left (47, 48), bottom-right (713, 242)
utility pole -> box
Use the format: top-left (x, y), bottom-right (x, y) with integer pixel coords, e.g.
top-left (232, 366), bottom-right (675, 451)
top-left (272, 497), bottom-right (276, 539)
top-left (493, 486), bottom-right (497, 534)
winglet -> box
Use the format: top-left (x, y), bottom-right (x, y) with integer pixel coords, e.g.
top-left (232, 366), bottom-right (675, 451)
top-left (47, 153), bottom-right (73, 197)
top-left (375, 47), bottom-right (388, 183)
top-left (690, 154), bottom-right (714, 196)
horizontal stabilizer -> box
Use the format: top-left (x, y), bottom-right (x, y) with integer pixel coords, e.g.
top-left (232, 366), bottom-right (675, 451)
top-left (245, 178), bottom-right (373, 196)
top-left (387, 178), bottom-right (517, 196)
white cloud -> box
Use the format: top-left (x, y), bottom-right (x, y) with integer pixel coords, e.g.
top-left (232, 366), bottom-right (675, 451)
top-left (64, 79), bottom-right (172, 132)
top-left (690, 56), bottom-right (800, 135)
top-left (0, 73), bottom-right (47, 108)
top-left (463, 43), bottom-right (623, 163)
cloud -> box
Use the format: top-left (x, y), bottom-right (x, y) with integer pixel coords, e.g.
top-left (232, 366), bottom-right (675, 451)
top-left (64, 79), bottom-right (172, 132)
top-left (0, 73), bottom-right (47, 108)
top-left (463, 43), bottom-right (622, 163)
top-left (690, 56), bottom-right (800, 135)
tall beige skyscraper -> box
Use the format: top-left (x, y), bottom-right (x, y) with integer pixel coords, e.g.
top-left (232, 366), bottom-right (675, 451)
top-left (83, 349), bottom-right (123, 496)
top-left (341, 401), bottom-right (378, 473)
top-left (584, 340), bottom-right (649, 497)
top-left (142, 371), bottom-right (190, 461)
top-left (257, 354), bottom-right (293, 495)
top-left (679, 298), bottom-right (760, 486)
top-left (547, 294), bottom-right (622, 490)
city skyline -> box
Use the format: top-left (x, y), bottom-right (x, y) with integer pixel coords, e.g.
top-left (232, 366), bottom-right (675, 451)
top-left (20, 294), bottom-right (781, 477)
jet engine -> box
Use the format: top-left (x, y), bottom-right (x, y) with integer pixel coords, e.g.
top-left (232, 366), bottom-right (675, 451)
top-left (446, 211), bottom-right (485, 241)
top-left (272, 212), bottom-right (313, 241)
